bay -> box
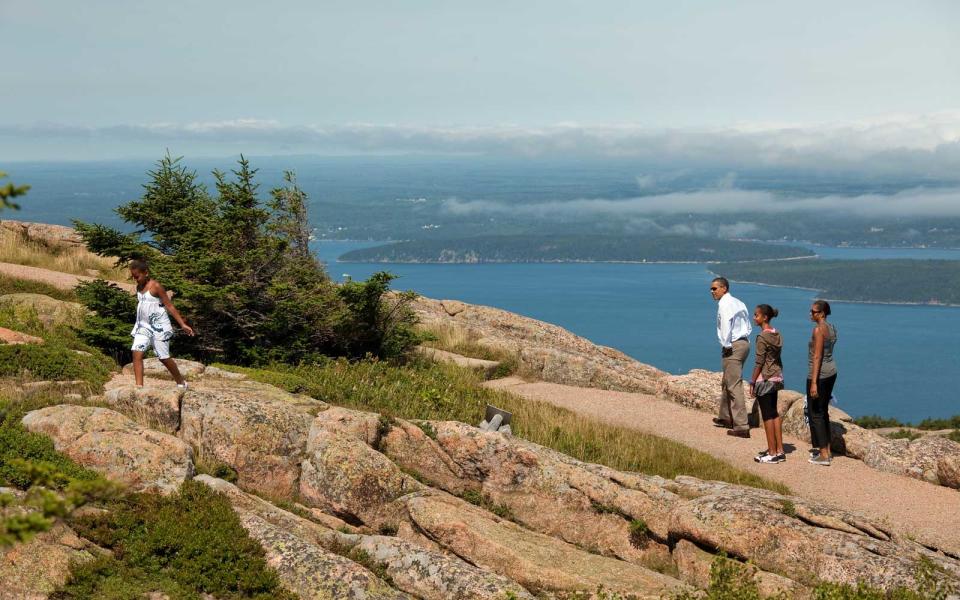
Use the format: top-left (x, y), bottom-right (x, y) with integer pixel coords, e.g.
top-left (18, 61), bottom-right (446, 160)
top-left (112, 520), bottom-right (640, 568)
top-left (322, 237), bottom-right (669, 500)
top-left (317, 241), bottom-right (960, 423)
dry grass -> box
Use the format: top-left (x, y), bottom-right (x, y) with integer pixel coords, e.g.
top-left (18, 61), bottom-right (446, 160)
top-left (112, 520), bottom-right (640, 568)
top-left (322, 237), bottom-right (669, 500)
top-left (420, 322), bottom-right (521, 378)
top-left (224, 358), bottom-right (790, 494)
top-left (0, 228), bottom-right (126, 282)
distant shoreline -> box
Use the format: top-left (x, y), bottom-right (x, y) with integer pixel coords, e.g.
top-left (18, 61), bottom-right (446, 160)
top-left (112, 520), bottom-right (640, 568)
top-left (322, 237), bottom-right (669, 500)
top-left (335, 254), bottom-right (817, 266)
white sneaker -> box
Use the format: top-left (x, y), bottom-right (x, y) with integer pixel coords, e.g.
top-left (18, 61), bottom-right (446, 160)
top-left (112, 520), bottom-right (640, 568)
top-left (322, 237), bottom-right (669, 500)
top-left (177, 382), bottom-right (189, 390)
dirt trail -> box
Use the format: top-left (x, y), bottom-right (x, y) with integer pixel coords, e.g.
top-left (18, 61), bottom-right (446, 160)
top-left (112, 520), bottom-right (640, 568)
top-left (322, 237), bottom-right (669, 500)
top-left (485, 377), bottom-right (960, 556)
top-left (0, 262), bottom-right (135, 293)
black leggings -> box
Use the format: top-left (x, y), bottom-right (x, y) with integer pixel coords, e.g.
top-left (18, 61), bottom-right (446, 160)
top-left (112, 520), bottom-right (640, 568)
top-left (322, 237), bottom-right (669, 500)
top-left (806, 374), bottom-right (837, 449)
top-left (756, 389), bottom-right (779, 421)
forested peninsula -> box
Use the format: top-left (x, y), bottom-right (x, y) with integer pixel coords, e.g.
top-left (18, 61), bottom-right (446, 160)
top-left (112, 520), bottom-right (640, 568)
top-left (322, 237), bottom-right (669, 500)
top-left (338, 235), bottom-right (815, 263)
top-left (714, 259), bottom-right (960, 305)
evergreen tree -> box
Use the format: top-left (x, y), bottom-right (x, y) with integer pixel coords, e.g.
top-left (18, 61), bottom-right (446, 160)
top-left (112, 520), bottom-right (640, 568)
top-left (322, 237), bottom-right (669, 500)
top-left (75, 154), bottom-right (417, 365)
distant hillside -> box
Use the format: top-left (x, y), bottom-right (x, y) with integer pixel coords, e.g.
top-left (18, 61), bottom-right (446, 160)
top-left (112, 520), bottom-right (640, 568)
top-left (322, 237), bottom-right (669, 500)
top-left (338, 235), bottom-right (815, 263)
top-left (714, 258), bottom-right (960, 305)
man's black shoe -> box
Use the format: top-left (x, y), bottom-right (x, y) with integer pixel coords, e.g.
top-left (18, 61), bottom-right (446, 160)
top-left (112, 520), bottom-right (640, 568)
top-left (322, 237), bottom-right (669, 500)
top-left (712, 418), bottom-right (733, 428)
top-left (727, 429), bottom-right (750, 438)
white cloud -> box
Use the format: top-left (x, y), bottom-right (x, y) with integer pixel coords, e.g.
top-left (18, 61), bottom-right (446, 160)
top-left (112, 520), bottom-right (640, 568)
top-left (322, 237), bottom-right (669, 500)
top-left (3, 111), bottom-right (960, 176)
top-left (440, 186), bottom-right (960, 218)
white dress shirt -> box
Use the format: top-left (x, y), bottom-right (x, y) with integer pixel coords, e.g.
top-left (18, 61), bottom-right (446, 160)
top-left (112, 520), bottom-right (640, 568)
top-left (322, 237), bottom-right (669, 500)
top-left (717, 293), bottom-right (752, 348)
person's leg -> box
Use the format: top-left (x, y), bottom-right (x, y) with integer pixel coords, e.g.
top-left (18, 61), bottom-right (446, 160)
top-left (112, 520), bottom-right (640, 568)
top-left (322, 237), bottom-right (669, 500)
top-left (773, 416), bottom-right (784, 455)
top-left (725, 340), bottom-right (750, 431)
top-left (758, 391), bottom-right (778, 454)
top-left (808, 392), bottom-right (830, 455)
top-left (153, 338), bottom-right (185, 386)
top-left (717, 350), bottom-right (733, 425)
top-left (132, 351), bottom-right (145, 386)
top-left (816, 374), bottom-right (837, 458)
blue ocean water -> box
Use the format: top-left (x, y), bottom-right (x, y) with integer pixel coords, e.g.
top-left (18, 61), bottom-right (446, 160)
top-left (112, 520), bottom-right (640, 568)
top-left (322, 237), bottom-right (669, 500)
top-left (316, 241), bottom-right (960, 422)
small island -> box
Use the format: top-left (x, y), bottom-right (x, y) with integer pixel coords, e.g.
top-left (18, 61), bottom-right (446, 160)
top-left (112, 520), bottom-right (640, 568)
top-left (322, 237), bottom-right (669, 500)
top-left (713, 259), bottom-right (960, 305)
top-left (338, 235), bottom-right (815, 264)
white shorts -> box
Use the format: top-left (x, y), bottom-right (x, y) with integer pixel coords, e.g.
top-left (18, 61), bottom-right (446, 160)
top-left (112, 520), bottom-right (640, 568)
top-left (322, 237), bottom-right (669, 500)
top-left (131, 333), bottom-right (171, 360)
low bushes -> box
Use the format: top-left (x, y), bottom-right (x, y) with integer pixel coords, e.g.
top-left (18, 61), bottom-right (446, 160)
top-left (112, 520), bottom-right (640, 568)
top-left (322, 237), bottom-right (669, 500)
top-left (0, 273), bottom-right (79, 302)
top-left (61, 480), bottom-right (296, 600)
top-left (222, 358), bottom-right (790, 494)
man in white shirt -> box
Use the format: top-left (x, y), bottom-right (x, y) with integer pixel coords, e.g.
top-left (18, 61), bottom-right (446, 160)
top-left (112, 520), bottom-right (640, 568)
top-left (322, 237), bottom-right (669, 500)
top-left (710, 277), bottom-right (752, 437)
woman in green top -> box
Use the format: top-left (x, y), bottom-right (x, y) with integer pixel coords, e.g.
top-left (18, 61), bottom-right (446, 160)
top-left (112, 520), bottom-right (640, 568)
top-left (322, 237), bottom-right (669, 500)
top-left (807, 300), bottom-right (838, 466)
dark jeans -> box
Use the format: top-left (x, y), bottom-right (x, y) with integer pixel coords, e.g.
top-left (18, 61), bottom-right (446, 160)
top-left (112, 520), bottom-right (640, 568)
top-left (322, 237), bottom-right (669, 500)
top-left (806, 374), bottom-right (838, 450)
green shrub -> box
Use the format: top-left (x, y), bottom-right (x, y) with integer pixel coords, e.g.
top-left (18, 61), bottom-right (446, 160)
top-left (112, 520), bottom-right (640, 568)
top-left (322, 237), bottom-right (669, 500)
top-left (0, 274), bottom-right (78, 302)
top-left (75, 154), bottom-right (420, 365)
top-left (0, 343), bottom-right (112, 387)
top-left (63, 480), bottom-right (296, 600)
top-left (74, 279), bottom-right (136, 364)
top-left (885, 429), bottom-right (922, 441)
top-left (915, 415), bottom-right (960, 431)
top-left (852, 415), bottom-right (905, 429)
top-left (947, 430), bottom-right (960, 443)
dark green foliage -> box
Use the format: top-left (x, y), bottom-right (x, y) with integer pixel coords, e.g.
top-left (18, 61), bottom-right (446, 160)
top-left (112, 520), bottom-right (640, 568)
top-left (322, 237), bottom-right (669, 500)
top-left (0, 343), bottom-right (112, 387)
top-left (0, 274), bottom-right (78, 302)
top-left (629, 519), bottom-right (649, 547)
top-left (74, 154), bottom-right (419, 365)
top-left (948, 430), bottom-right (960, 443)
top-left (714, 259), bottom-right (960, 305)
top-left (885, 429), bottom-right (922, 441)
top-left (915, 415), bottom-right (960, 430)
top-left (63, 480), bottom-right (296, 600)
top-left (74, 280), bottom-right (137, 363)
top-left (0, 390), bottom-right (115, 547)
top-left (0, 170), bottom-right (29, 211)
top-left (853, 415), bottom-right (906, 429)
top-left (340, 234), bottom-right (814, 264)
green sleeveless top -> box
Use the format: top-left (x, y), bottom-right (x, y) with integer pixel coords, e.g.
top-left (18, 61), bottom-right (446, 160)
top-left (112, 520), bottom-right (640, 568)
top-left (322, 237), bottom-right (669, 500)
top-left (808, 322), bottom-right (837, 379)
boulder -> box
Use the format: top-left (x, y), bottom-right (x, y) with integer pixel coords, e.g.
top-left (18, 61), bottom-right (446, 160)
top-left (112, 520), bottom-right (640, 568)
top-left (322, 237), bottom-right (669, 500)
top-left (0, 327), bottom-right (43, 345)
top-left (103, 384), bottom-right (184, 433)
top-left (412, 296), bottom-right (666, 393)
top-left (413, 346), bottom-right (500, 377)
top-left (179, 378), bottom-right (326, 499)
top-left (122, 357), bottom-right (206, 380)
top-left (194, 476), bottom-right (410, 600)
top-left (384, 418), bottom-right (676, 569)
top-left (0, 522), bottom-right (99, 598)
top-left (300, 409), bottom-right (424, 526)
top-left (672, 539), bottom-right (810, 599)
top-left (197, 475), bottom-right (534, 600)
top-left (0, 293), bottom-right (88, 328)
top-left (0, 220), bottom-right (84, 249)
top-left (21, 405), bottom-right (194, 493)
top-left (666, 477), bottom-right (960, 590)
top-left (406, 493), bottom-right (687, 598)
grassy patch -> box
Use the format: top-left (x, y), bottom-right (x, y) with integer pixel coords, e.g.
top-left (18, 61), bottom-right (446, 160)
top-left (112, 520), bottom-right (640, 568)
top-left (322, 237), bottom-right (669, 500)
top-left (0, 304), bottom-right (115, 388)
top-left (885, 429), bottom-right (922, 441)
top-left (915, 415), bottom-right (960, 431)
top-left (852, 415), bottom-right (905, 429)
top-left (0, 228), bottom-right (125, 282)
top-left (946, 430), bottom-right (960, 444)
top-left (62, 480), bottom-right (297, 600)
top-left (778, 499), bottom-right (797, 518)
top-left (420, 323), bottom-right (521, 378)
top-left (221, 358), bottom-right (790, 494)
top-left (0, 273), bottom-right (79, 302)
top-left (460, 489), bottom-right (514, 520)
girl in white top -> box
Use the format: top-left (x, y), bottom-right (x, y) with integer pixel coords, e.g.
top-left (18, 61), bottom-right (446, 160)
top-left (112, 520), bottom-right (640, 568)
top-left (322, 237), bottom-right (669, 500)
top-left (129, 258), bottom-right (195, 387)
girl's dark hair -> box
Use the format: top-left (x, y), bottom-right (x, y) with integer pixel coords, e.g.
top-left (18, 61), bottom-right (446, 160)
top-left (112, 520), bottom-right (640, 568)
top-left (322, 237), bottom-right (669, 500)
top-left (129, 258), bottom-right (149, 273)
top-left (813, 299), bottom-right (831, 316)
top-left (756, 304), bottom-right (779, 320)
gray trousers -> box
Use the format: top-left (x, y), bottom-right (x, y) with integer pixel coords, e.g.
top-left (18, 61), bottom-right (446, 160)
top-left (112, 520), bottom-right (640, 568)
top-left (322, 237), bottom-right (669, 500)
top-left (718, 339), bottom-right (750, 431)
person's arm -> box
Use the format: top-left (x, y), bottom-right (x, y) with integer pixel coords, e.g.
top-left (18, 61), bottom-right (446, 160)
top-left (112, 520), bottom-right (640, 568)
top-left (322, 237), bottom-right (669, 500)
top-left (150, 281), bottom-right (195, 336)
top-left (749, 336), bottom-right (765, 396)
top-left (809, 325), bottom-right (824, 397)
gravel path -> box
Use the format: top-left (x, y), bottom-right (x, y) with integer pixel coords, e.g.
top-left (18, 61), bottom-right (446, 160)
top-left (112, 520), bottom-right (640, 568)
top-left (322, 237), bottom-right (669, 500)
top-left (0, 261), bottom-right (135, 292)
top-left (485, 377), bottom-right (960, 555)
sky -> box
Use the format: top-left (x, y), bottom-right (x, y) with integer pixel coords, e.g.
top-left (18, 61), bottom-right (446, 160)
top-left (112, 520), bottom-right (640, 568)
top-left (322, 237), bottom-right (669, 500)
top-left (2, 0), bottom-right (960, 164)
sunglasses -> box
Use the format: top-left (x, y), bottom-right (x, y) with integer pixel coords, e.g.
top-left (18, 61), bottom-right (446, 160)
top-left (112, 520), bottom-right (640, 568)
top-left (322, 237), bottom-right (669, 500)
top-left (710, 286), bottom-right (720, 291)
